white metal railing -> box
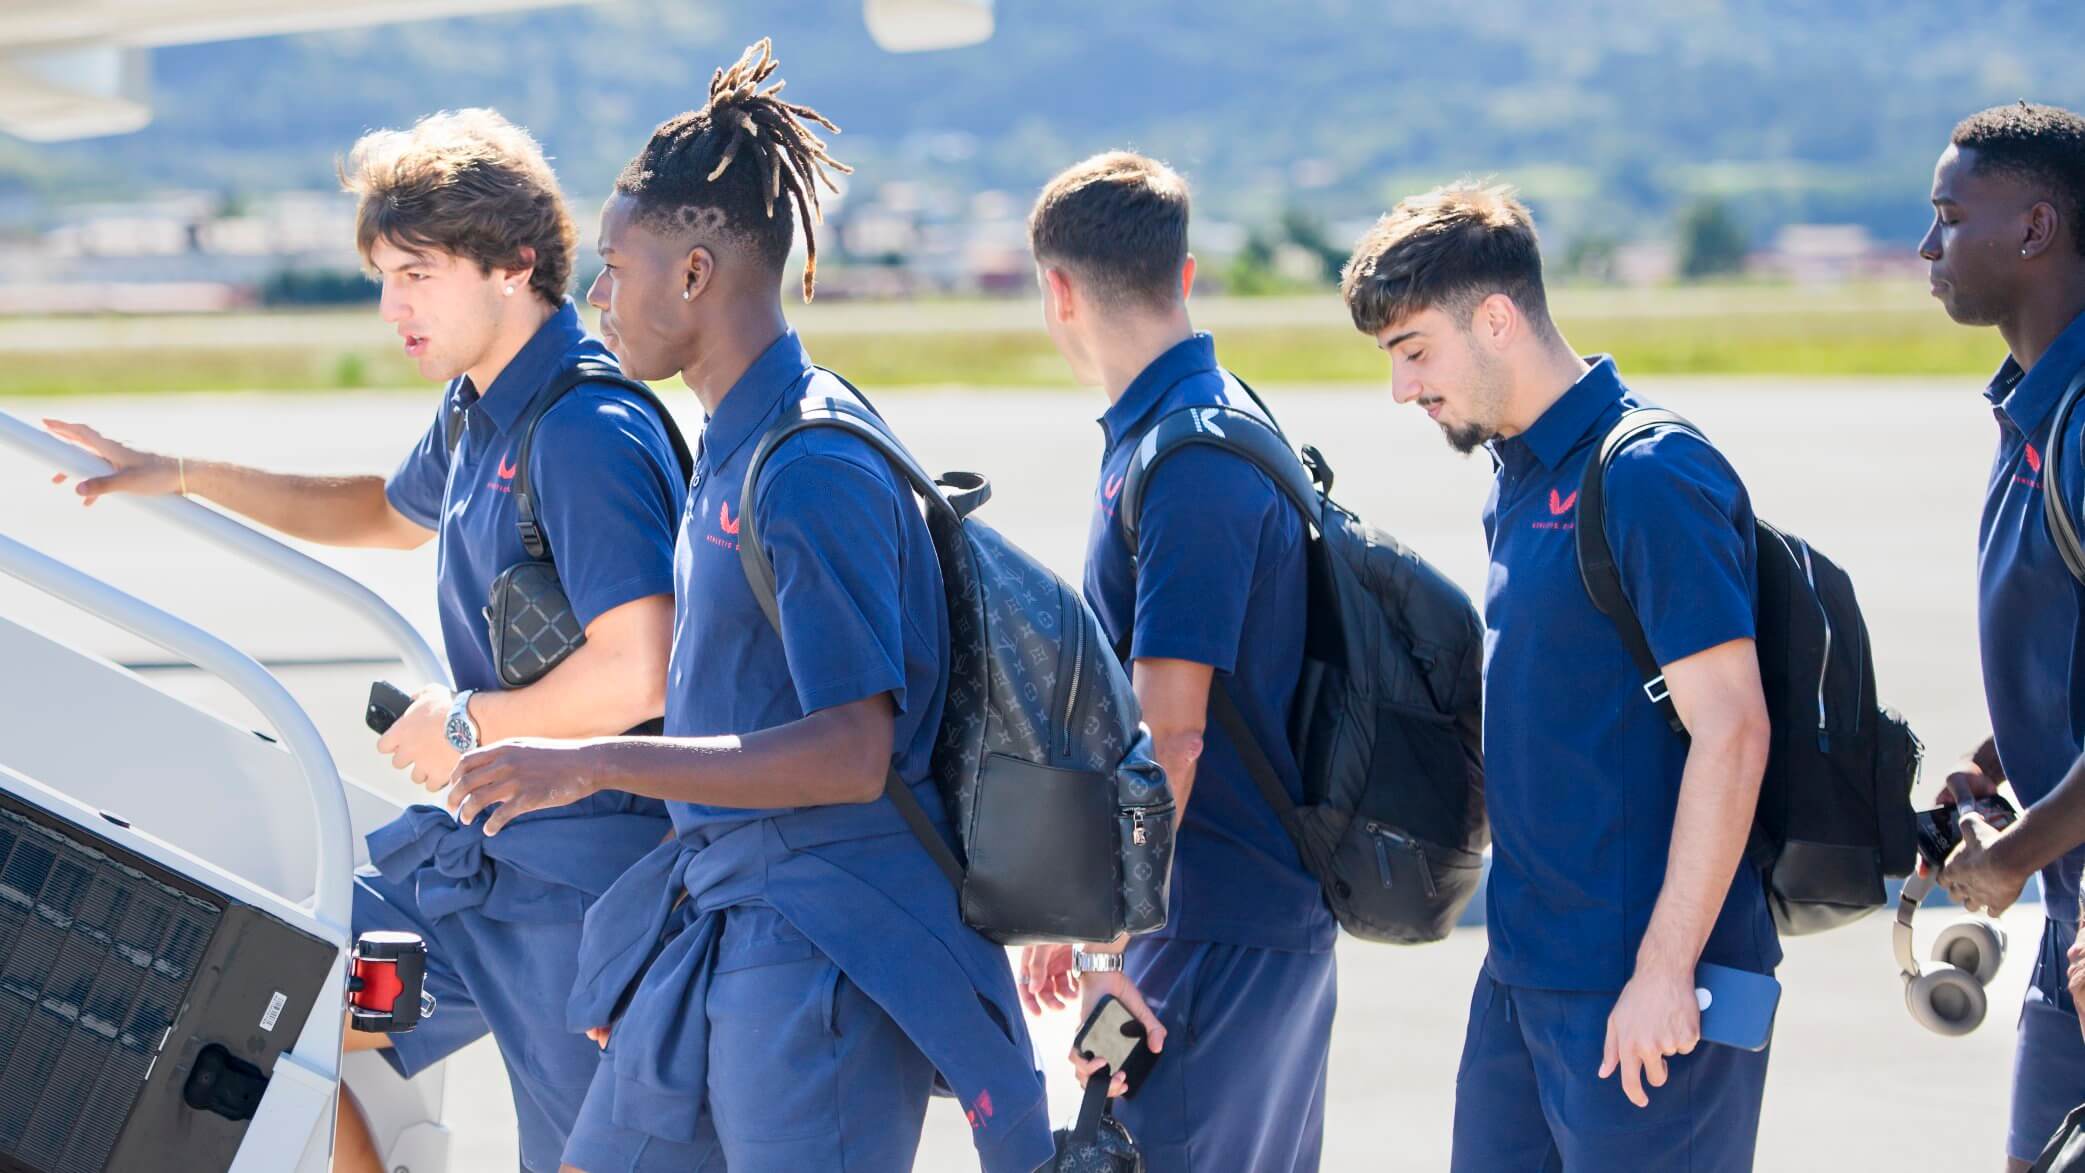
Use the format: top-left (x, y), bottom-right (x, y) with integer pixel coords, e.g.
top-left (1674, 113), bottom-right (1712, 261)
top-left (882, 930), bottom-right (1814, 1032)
top-left (0, 528), bottom-right (355, 942)
top-left (0, 408), bottom-right (449, 686)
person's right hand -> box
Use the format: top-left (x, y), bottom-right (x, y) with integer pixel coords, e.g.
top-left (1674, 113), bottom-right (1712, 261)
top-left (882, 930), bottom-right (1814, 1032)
top-left (43, 419), bottom-right (182, 504)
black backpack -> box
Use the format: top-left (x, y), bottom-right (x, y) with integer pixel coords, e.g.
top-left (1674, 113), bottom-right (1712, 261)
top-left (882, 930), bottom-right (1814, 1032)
top-left (735, 378), bottom-right (1175, 946)
top-left (1575, 408), bottom-right (1921, 936)
top-left (1118, 381), bottom-right (1489, 945)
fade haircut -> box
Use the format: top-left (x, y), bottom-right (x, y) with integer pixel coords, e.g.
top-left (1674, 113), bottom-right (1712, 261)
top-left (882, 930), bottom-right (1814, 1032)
top-left (1953, 101), bottom-right (2085, 257)
top-left (1339, 181), bottom-right (1552, 337)
top-left (1028, 151), bottom-right (1191, 309)
top-left (614, 38), bottom-right (851, 301)
top-left (342, 108), bottom-right (575, 304)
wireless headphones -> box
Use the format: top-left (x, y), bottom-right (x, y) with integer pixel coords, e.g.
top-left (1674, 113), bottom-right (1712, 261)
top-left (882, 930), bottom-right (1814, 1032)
top-left (1896, 871), bottom-right (2008, 1036)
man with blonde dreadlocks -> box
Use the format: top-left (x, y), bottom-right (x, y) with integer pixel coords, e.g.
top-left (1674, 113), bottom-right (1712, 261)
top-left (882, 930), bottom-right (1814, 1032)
top-left (435, 40), bottom-right (1056, 1173)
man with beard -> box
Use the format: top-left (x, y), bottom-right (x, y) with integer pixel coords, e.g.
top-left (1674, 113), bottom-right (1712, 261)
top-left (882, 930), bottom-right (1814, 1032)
top-left (1340, 182), bottom-right (1777, 1171)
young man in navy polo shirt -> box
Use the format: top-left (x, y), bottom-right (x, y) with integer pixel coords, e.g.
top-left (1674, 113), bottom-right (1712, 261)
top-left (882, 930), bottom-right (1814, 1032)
top-left (1341, 183), bottom-right (1777, 1171)
top-left (437, 42), bottom-right (1052, 1173)
top-left (1013, 151), bottom-right (1336, 1172)
top-left (1907, 103), bottom-right (2085, 1171)
top-left (46, 110), bottom-right (682, 1173)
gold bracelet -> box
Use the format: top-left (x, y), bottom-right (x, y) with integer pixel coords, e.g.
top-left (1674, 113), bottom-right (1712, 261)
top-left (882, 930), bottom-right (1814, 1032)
top-left (178, 456), bottom-right (188, 496)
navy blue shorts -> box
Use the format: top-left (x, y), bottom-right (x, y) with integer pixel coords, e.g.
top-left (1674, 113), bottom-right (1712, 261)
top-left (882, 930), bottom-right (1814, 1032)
top-left (1451, 966), bottom-right (1771, 1173)
top-left (352, 869), bottom-right (604, 1173)
top-left (1110, 936), bottom-right (1336, 1173)
top-left (562, 904), bottom-right (938, 1173)
top-left (2010, 917), bottom-right (2085, 1162)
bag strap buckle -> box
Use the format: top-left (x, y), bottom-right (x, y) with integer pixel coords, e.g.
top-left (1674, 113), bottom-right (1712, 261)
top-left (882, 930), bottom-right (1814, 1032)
top-left (1642, 675), bottom-right (1670, 704)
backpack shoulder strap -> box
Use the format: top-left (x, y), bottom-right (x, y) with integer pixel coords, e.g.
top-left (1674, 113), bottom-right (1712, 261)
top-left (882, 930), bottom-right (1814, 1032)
top-left (511, 362), bottom-right (698, 561)
top-left (1574, 406), bottom-right (1698, 736)
top-left (731, 384), bottom-right (968, 893)
top-left (734, 393), bottom-right (962, 631)
top-left (2041, 367), bottom-right (2085, 585)
top-left (1112, 391), bottom-right (1319, 854)
top-left (443, 382), bottom-right (467, 454)
top-left (1116, 402), bottom-right (1324, 549)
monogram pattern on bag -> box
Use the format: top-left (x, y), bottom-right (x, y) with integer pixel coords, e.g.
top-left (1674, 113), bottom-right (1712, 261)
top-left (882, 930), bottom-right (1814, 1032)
top-left (1049, 1117), bottom-right (1144, 1172)
top-left (1121, 805), bottom-right (1173, 931)
top-left (973, 529), bottom-right (1056, 764)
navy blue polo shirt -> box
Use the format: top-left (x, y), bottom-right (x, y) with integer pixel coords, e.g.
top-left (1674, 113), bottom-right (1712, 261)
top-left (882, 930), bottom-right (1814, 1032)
top-left (663, 330), bottom-right (950, 835)
top-left (1978, 308), bottom-right (2085, 922)
top-left (1084, 333), bottom-right (1333, 954)
top-left (385, 299), bottom-right (684, 694)
top-left (1480, 357), bottom-right (1780, 992)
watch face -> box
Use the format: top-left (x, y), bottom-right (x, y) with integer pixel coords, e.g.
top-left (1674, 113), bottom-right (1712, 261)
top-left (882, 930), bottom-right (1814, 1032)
top-left (445, 712), bottom-right (473, 751)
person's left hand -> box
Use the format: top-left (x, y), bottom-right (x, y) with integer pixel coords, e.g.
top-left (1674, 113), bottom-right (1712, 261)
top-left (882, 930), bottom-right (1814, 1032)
top-left (1070, 962), bottom-right (1167, 1099)
top-left (1600, 963), bottom-right (1699, 1108)
top-left (2067, 939), bottom-right (2085, 1046)
top-left (375, 684), bottom-right (461, 790)
top-left (444, 738), bottom-right (600, 835)
top-left (1940, 813), bottom-right (2031, 916)
top-left (1017, 944), bottom-right (1077, 1016)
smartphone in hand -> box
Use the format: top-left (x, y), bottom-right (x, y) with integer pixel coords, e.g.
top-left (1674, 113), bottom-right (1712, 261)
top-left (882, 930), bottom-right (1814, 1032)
top-left (1073, 994), bottom-right (1161, 1098)
top-left (366, 681), bottom-right (413, 735)
top-left (1694, 963), bottom-right (1779, 1052)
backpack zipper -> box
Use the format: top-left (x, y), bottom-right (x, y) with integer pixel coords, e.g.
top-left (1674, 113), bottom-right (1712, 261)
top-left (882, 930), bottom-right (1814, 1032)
top-left (1366, 821), bottom-right (1438, 898)
top-left (1061, 589), bottom-right (1086, 759)
top-left (1796, 537), bottom-right (1832, 748)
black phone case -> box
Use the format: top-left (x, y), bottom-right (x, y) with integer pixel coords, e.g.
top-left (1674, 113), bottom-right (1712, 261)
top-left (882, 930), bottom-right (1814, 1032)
top-left (366, 681), bottom-right (413, 735)
top-left (1073, 995), bottom-right (1161, 1099)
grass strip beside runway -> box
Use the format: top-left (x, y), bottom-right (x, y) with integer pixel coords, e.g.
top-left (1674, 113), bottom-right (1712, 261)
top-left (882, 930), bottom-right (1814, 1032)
top-left (0, 283), bottom-right (2004, 395)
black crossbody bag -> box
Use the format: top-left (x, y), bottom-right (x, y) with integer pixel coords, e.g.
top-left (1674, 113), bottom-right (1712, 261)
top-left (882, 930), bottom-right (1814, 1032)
top-left (447, 363), bottom-right (693, 718)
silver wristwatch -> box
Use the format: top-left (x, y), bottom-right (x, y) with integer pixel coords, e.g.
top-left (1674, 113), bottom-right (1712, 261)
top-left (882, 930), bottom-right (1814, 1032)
top-left (1072, 948), bottom-right (1125, 974)
top-left (444, 689), bottom-right (480, 753)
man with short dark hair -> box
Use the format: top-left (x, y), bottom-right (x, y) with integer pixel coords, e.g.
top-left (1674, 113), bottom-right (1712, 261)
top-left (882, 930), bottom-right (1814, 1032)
top-left (1911, 101), bottom-right (2085, 1172)
top-left (1342, 182), bottom-right (1777, 1171)
top-left (1017, 150), bottom-right (1337, 1173)
top-left (46, 109), bottom-right (684, 1173)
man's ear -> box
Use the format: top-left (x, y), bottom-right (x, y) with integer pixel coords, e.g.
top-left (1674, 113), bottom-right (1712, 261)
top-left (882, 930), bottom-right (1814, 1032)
top-left (499, 245), bottom-right (538, 295)
top-left (682, 244), bottom-right (717, 304)
top-left (1180, 253), bottom-right (1197, 300)
top-left (2023, 199), bottom-right (2061, 261)
top-left (1044, 265), bottom-right (1079, 324)
top-left (1474, 292), bottom-right (1518, 351)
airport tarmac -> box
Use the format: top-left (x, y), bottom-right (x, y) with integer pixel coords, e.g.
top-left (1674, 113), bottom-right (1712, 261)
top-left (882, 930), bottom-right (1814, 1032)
top-left (0, 376), bottom-right (2046, 1169)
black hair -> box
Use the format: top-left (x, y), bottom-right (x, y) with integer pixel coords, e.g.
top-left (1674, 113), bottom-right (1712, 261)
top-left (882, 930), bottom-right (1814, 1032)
top-left (615, 38), bottom-right (852, 299)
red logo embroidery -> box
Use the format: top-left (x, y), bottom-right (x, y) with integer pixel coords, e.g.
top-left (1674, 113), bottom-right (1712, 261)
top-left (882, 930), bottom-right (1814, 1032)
top-left (1103, 474), bottom-right (1125, 501)
top-left (718, 500), bottom-right (741, 536)
top-left (965, 1089), bottom-right (995, 1130)
top-left (1549, 488), bottom-right (1579, 515)
top-left (497, 454), bottom-right (519, 480)
top-left (2027, 442), bottom-right (2044, 474)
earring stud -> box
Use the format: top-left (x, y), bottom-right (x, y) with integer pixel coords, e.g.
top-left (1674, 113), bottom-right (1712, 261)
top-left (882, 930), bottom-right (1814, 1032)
top-left (504, 284), bottom-right (515, 295)
top-left (682, 289), bottom-right (692, 301)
